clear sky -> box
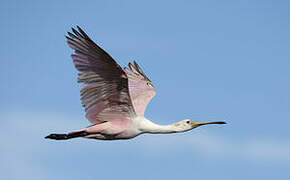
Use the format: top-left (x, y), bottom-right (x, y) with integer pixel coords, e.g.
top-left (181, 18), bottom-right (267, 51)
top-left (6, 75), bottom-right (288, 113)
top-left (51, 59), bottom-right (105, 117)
top-left (1, 0), bottom-right (290, 179)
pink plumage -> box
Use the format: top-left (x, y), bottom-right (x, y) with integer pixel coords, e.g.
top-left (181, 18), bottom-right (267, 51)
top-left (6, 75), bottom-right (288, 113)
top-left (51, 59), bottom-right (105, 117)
top-left (45, 26), bottom-right (226, 141)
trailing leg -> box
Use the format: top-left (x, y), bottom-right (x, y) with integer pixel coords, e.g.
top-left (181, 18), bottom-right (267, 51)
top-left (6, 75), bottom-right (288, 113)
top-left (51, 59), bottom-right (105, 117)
top-left (45, 130), bottom-right (89, 140)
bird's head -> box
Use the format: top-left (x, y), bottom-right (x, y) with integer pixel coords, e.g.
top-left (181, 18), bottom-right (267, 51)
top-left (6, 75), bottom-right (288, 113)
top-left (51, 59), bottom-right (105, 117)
top-left (174, 119), bottom-right (226, 132)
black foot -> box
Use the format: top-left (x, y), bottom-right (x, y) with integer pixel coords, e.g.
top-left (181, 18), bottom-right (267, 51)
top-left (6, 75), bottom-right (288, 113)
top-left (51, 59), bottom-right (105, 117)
top-left (45, 133), bottom-right (68, 140)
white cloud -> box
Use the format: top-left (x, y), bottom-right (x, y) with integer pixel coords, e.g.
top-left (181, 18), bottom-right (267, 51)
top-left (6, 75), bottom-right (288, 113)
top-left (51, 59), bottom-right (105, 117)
top-left (0, 111), bottom-right (87, 180)
top-left (245, 139), bottom-right (290, 162)
top-left (1, 110), bottom-right (290, 173)
top-left (139, 131), bottom-right (290, 164)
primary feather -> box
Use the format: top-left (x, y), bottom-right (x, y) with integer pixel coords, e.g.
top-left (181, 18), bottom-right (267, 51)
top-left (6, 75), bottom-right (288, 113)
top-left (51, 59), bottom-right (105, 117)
top-left (66, 26), bottom-right (136, 124)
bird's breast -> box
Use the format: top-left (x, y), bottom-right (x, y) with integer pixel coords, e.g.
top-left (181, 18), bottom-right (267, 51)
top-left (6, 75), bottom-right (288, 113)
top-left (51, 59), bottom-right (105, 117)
top-left (112, 116), bottom-right (144, 139)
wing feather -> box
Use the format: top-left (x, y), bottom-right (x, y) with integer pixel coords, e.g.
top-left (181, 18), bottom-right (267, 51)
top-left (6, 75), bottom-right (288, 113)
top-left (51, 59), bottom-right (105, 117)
top-left (124, 61), bottom-right (156, 115)
top-left (66, 26), bottom-right (135, 124)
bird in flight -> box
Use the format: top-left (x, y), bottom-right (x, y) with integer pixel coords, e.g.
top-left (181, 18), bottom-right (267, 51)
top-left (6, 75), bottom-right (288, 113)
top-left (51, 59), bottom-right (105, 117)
top-left (45, 26), bottom-right (226, 141)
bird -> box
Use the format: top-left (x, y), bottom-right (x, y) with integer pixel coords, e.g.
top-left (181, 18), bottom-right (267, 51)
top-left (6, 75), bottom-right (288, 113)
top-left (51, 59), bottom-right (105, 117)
top-left (45, 26), bottom-right (226, 141)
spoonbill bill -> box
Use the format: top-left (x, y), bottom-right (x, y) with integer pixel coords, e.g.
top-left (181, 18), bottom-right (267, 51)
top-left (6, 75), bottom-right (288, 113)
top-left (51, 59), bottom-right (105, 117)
top-left (45, 26), bottom-right (226, 141)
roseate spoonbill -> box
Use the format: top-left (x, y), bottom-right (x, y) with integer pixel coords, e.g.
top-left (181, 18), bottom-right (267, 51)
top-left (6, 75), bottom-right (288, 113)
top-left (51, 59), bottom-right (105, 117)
top-left (45, 26), bottom-right (226, 141)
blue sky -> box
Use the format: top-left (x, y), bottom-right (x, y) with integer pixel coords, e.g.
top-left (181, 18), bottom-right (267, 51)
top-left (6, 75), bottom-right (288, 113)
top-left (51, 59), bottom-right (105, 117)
top-left (1, 0), bottom-right (290, 179)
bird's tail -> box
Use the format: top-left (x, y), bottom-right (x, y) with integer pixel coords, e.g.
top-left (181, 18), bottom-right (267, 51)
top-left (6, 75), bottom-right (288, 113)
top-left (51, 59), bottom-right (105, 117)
top-left (45, 130), bottom-right (89, 140)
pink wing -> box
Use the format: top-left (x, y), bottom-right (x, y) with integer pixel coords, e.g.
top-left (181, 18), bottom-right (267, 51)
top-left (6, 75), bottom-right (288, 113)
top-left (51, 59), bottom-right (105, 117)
top-left (66, 26), bottom-right (135, 124)
top-left (124, 61), bottom-right (156, 116)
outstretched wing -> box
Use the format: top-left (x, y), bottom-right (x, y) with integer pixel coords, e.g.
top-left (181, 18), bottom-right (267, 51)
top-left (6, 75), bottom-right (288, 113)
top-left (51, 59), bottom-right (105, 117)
top-left (66, 26), bottom-right (135, 124)
top-left (124, 61), bottom-right (156, 116)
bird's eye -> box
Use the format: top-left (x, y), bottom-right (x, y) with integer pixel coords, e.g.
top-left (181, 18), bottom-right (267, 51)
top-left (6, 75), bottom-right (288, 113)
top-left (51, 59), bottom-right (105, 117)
top-left (186, 121), bottom-right (190, 124)
top-left (147, 82), bottom-right (151, 87)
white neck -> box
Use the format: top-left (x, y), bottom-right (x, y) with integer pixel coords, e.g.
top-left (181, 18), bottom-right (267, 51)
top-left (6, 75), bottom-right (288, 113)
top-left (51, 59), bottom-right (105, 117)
top-left (137, 117), bottom-right (181, 134)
